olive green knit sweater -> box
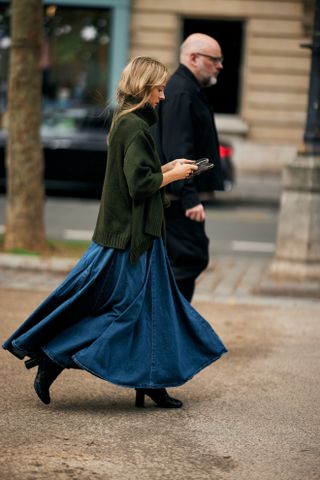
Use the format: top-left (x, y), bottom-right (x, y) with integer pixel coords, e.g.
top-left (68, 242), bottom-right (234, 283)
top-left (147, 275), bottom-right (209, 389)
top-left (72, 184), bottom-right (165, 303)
top-left (92, 105), bottom-right (165, 263)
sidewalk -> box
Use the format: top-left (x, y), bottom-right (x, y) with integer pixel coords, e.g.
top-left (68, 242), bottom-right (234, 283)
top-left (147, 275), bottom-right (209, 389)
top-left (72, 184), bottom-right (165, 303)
top-left (196, 256), bottom-right (320, 306)
top-left (0, 250), bottom-right (319, 306)
top-left (1, 272), bottom-right (319, 480)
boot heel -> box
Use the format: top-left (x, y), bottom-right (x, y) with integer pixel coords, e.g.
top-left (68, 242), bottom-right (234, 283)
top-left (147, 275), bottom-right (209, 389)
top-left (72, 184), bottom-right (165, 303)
top-left (33, 355), bottom-right (63, 405)
top-left (135, 390), bottom-right (145, 408)
top-left (25, 358), bottom-right (39, 369)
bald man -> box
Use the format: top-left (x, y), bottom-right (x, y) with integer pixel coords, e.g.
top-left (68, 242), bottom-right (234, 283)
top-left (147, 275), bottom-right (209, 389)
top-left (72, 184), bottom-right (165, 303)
top-left (153, 33), bottom-right (225, 301)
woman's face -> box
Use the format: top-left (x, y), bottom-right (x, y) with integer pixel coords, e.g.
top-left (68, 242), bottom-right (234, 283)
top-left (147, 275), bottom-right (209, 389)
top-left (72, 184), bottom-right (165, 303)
top-left (148, 85), bottom-right (166, 107)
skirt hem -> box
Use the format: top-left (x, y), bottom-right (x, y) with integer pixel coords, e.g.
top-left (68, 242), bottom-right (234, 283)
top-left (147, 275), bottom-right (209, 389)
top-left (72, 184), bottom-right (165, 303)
top-left (71, 348), bottom-right (227, 389)
top-left (6, 340), bottom-right (34, 360)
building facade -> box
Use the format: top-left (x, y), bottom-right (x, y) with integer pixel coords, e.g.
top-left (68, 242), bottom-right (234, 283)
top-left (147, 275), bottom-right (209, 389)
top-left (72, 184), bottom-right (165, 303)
top-left (0, 0), bottom-right (315, 172)
top-left (0, 0), bottom-right (130, 120)
top-left (129, 0), bottom-right (314, 171)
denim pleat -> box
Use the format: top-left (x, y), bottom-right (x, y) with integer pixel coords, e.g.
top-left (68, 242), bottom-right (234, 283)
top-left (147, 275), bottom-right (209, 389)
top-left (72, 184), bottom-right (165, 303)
top-left (3, 239), bottom-right (227, 388)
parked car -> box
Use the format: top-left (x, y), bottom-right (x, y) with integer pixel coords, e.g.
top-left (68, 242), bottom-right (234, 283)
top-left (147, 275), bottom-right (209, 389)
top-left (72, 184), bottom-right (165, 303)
top-left (0, 107), bottom-right (111, 198)
top-left (0, 108), bottom-right (235, 198)
top-left (219, 140), bottom-right (235, 192)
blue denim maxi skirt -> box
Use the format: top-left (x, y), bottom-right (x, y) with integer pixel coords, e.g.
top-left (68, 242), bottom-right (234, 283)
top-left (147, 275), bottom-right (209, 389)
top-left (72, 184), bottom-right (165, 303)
top-left (3, 238), bottom-right (227, 388)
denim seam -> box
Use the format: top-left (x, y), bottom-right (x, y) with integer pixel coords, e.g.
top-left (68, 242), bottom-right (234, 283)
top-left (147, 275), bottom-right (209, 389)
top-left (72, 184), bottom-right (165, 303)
top-left (93, 251), bottom-right (116, 310)
top-left (149, 247), bottom-right (156, 385)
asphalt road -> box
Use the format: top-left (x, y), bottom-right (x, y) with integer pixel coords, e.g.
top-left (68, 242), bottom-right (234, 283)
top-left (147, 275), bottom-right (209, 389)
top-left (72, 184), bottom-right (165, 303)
top-left (0, 194), bottom-right (279, 258)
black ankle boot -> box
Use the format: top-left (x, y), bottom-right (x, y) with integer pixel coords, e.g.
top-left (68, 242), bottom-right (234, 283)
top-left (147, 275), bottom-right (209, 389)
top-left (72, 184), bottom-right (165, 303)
top-left (135, 388), bottom-right (183, 408)
top-left (34, 355), bottom-right (64, 405)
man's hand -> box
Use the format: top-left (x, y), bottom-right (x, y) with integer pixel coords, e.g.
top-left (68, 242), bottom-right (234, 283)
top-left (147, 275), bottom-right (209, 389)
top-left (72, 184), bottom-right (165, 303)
top-left (185, 203), bottom-right (205, 222)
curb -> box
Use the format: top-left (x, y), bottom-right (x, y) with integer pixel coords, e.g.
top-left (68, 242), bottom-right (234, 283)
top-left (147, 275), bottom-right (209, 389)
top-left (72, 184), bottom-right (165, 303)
top-left (0, 252), bottom-right (319, 301)
top-left (254, 277), bottom-right (320, 299)
top-left (0, 253), bottom-right (77, 273)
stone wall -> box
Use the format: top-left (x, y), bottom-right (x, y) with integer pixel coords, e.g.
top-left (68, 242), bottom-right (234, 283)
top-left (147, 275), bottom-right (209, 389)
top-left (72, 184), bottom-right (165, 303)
top-left (130, 1), bottom-right (313, 172)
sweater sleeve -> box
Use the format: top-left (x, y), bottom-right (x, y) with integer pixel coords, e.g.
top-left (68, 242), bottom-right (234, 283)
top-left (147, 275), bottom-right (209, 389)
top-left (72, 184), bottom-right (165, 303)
top-left (124, 130), bottom-right (163, 200)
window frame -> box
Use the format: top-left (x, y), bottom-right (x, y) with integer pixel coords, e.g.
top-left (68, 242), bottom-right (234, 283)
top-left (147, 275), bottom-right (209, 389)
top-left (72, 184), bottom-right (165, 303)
top-left (0, 0), bottom-right (131, 104)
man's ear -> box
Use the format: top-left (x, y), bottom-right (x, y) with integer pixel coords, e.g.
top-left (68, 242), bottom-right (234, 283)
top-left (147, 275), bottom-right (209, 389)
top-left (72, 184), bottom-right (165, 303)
top-left (189, 52), bottom-right (198, 66)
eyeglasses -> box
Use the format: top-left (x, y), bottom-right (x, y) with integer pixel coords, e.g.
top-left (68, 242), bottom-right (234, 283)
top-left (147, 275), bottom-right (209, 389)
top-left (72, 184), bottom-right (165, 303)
top-left (196, 53), bottom-right (224, 65)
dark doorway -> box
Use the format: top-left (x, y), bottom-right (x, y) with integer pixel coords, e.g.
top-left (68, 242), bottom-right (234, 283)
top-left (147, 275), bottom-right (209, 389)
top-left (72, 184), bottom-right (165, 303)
top-left (183, 18), bottom-right (244, 114)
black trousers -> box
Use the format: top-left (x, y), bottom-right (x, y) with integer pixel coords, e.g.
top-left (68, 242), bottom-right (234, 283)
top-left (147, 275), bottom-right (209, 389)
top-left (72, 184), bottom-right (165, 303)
top-left (176, 276), bottom-right (197, 303)
top-left (165, 201), bottom-right (209, 303)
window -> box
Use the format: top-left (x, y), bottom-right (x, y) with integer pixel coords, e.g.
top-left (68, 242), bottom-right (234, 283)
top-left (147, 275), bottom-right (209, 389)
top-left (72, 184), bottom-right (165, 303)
top-left (0, 4), bottom-right (111, 118)
top-left (183, 18), bottom-right (244, 114)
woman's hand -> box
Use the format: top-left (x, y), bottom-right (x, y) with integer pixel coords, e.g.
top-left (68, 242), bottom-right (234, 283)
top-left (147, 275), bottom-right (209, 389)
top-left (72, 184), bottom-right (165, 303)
top-left (161, 159), bottom-right (196, 174)
top-left (171, 159), bottom-right (198, 180)
top-left (160, 159), bottom-right (197, 187)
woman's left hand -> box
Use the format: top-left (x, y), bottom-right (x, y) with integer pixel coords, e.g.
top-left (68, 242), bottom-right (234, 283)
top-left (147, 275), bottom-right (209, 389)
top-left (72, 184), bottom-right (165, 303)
top-left (162, 159), bottom-right (196, 173)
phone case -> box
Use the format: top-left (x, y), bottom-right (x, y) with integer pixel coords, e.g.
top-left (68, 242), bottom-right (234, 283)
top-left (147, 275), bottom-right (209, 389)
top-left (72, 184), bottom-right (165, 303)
top-left (190, 159), bottom-right (214, 177)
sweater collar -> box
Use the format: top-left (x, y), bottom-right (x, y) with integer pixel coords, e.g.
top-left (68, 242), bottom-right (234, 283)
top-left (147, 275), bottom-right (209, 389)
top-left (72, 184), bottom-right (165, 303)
top-left (133, 103), bottom-right (158, 126)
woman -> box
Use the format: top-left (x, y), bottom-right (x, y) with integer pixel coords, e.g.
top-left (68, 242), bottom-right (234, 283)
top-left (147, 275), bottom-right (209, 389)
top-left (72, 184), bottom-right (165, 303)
top-left (3, 57), bottom-right (227, 409)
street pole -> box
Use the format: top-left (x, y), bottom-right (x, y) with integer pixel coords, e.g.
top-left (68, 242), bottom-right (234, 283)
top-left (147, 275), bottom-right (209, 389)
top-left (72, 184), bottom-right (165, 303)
top-left (304, 0), bottom-right (320, 154)
top-left (270, 0), bottom-right (320, 280)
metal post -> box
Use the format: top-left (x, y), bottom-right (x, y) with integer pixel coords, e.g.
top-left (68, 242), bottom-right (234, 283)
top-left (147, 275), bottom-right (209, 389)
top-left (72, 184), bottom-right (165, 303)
top-left (304, 0), bottom-right (320, 153)
top-left (269, 0), bottom-right (320, 281)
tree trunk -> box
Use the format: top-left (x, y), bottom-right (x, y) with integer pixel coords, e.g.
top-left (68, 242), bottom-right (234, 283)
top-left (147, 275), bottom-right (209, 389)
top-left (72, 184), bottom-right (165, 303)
top-left (4, 0), bottom-right (47, 252)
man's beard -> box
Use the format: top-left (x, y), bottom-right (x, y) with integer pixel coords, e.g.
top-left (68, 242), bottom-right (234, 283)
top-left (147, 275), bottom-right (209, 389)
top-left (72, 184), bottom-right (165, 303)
top-left (202, 75), bottom-right (218, 88)
top-left (204, 77), bottom-right (218, 88)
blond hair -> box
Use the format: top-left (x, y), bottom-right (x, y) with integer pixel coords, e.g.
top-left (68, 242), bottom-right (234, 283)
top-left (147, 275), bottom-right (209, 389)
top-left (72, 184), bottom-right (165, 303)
top-left (110, 56), bottom-right (168, 133)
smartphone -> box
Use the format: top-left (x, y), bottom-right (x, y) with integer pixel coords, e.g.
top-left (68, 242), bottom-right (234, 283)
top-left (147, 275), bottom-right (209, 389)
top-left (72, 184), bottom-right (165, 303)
top-left (190, 158), bottom-right (214, 177)
top-left (196, 158), bottom-right (210, 166)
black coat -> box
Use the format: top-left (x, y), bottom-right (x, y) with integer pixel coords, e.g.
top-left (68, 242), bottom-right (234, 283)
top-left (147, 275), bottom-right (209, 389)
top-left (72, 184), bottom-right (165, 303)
top-left (152, 64), bottom-right (224, 280)
top-left (153, 64), bottom-right (224, 211)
